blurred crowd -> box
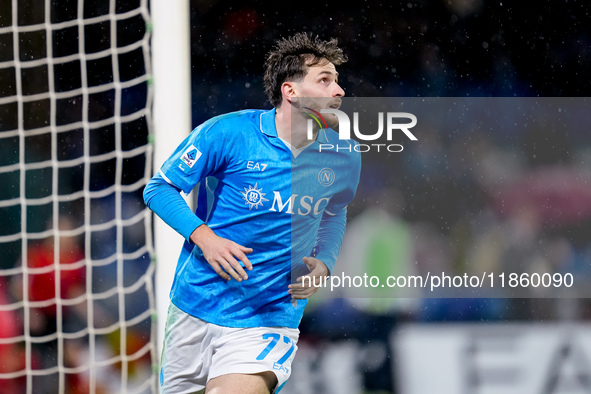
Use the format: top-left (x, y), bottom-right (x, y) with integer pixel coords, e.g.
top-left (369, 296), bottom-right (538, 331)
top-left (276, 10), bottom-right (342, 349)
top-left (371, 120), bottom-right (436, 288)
top-left (0, 212), bottom-right (153, 393)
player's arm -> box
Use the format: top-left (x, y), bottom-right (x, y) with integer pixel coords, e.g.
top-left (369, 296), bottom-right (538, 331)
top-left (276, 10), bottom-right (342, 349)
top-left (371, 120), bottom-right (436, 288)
top-left (289, 144), bottom-right (361, 299)
top-left (189, 222), bottom-right (252, 282)
top-left (144, 171), bottom-right (253, 281)
top-left (143, 172), bottom-right (203, 240)
top-left (288, 208), bottom-right (347, 299)
top-left (146, 120), bottom-right (256, 281)
top-left (288, 256), bottom-right (329, 299)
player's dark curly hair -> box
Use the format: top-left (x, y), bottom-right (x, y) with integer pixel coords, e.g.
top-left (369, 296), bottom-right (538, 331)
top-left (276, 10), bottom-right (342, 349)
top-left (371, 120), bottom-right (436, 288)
top-left (264, 33), bottom-right (347, 108)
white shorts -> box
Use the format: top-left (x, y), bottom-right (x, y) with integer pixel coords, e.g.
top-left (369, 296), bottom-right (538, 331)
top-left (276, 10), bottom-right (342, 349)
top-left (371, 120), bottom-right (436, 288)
top-left (159, 303), bottom-right (299, 394)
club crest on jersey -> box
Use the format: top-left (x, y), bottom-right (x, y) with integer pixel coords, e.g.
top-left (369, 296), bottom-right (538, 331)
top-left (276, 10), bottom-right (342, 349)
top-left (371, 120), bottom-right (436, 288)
top-left (241, 183), bottom-right (269, 210)
top-left (318, 168), bottom-right (335, 187)
top-left (180, 145), bottom-right (201, 168)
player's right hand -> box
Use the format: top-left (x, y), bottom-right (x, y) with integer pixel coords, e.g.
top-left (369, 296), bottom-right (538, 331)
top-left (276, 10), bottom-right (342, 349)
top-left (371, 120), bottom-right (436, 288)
top-left (189, 224), bottom-right (253, 281)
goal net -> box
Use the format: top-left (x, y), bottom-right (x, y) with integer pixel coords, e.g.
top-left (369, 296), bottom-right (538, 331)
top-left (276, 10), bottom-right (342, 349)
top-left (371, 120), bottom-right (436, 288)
top-left (0, 0), bottom-right (157, 393)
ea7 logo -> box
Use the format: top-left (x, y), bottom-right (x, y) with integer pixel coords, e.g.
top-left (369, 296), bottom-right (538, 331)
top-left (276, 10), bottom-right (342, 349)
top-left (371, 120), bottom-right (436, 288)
top-left (268, 192), bottom-right (329, 216)
top-left (307, 109), bottom-right (417, 141)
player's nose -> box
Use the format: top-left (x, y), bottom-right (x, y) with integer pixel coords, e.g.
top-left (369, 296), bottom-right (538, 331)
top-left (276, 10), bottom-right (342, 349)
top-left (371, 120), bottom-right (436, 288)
top-left (333, 83), bottom-right (345, 97)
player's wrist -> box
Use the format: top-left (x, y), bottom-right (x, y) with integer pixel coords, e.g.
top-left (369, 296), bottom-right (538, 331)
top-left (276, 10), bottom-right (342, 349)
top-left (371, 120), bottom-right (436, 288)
top-left (190, 224), bottom-right (214, 247)
top-left (317, 260), bottom-right (329, 276)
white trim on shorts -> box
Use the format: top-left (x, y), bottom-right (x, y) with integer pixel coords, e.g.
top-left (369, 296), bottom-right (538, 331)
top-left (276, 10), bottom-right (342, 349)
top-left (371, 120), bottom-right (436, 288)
top-left (159, 303), bottom-right (299, 394)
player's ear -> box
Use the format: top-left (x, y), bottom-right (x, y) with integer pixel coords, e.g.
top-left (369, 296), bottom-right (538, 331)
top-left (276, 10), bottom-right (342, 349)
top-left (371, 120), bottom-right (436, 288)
top-left (281, 81), bottom-right (298, 105)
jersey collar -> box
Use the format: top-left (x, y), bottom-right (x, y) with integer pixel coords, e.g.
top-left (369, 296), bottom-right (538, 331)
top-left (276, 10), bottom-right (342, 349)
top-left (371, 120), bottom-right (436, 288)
top-left (260, 108), bottom-right (278, 137)
top-left (260, 108), bottom-right (330, 144)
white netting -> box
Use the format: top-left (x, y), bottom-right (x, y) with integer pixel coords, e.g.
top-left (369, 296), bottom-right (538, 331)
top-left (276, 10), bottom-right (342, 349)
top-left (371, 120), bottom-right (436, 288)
top-left (0, 0), bottom-right (157, 393)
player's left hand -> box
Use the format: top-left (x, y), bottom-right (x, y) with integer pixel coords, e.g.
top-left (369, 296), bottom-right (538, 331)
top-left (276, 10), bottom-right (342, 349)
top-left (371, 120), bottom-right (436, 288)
top-left (288, 257), bottom-right (329, 299)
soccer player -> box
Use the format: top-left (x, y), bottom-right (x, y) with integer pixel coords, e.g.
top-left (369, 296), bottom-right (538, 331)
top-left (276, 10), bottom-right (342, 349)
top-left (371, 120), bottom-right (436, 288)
top-left (144, 33), bottom-right (361, 394)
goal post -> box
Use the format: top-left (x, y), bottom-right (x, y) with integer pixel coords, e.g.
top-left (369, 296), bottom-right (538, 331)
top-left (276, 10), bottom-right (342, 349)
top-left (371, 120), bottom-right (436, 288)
top-left (150, 0), bottom-right (193, 360)
top-left (0, 0), bottom-right (167, 392)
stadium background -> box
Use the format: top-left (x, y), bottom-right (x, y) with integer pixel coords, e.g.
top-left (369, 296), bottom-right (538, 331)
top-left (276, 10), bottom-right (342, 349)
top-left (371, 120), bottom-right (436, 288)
top-left (188, 1), bottom-right (591, 393)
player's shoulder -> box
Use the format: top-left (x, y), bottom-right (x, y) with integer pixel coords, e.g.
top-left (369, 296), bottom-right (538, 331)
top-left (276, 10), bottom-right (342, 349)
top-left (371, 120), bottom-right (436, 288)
top-left (189, 110), bottom-right (265, 144)
top-left (205, 109), bottom-right (264, 129)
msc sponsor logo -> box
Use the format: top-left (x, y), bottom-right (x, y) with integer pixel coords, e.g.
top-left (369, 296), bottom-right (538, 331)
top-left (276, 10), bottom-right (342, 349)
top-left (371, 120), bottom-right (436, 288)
top-left (239, 185), bottom-right (330, 216)
top-left (268, 192), bottom-right (329, 216)
top-left (241, 183), bottom-right (268, 210)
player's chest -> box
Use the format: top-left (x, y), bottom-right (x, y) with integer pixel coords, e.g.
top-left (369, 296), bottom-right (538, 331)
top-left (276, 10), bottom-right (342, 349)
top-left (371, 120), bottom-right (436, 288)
top-left (219, 147), bottom-right (339, 216)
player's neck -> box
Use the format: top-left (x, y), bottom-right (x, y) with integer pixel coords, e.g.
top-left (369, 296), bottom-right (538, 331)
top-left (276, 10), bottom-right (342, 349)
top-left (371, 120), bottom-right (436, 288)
top-left (275, 105), bottom-right (318, 149)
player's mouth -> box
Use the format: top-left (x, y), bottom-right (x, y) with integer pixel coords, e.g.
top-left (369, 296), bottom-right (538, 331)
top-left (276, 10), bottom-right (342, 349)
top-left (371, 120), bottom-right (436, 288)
top-left (327, 100), bottom-right (341, 110)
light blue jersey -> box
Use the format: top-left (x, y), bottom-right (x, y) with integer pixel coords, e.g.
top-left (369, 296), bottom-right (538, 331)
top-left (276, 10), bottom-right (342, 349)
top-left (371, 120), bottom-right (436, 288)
top-left (150, 108), bottom-right (360, 328)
